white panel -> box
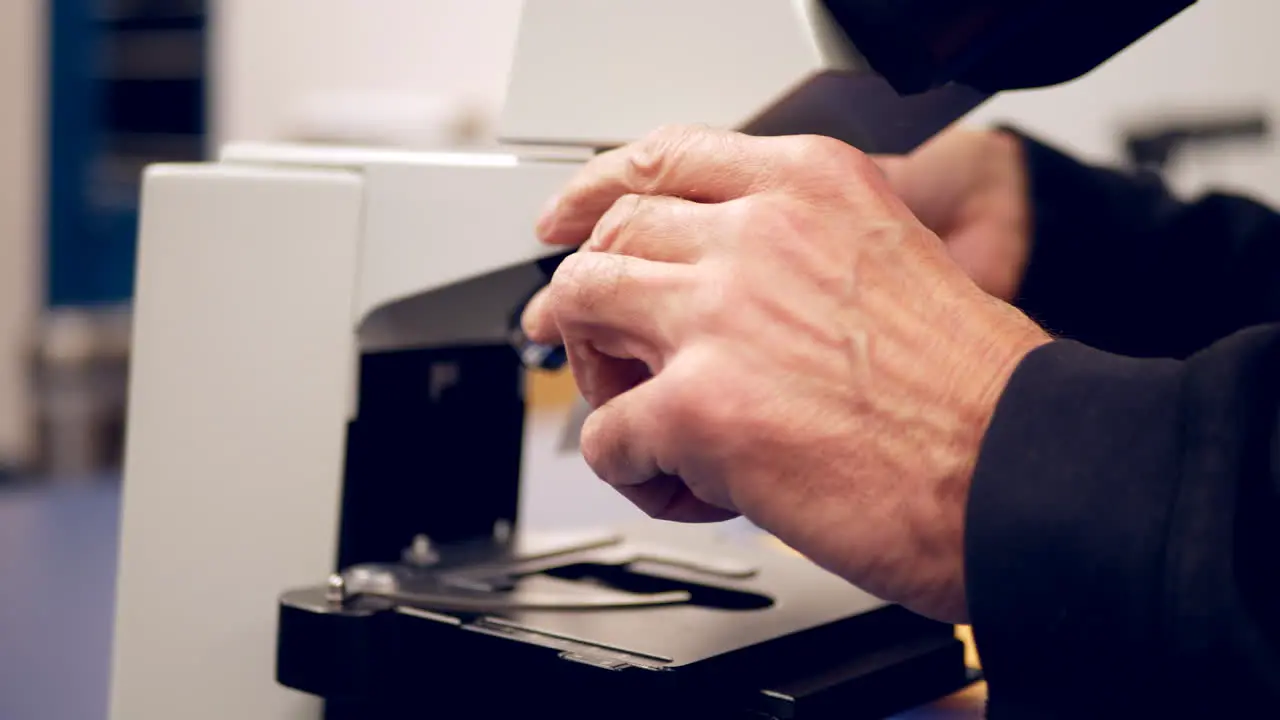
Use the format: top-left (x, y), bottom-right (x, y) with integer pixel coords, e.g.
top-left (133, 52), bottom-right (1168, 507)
top-left (500, 0), bottom-right (858, 146)
top-left (216, 142), bottom-right (584, 348)
top-left (355, 158), bottom-right (582, 330)
top-left (110, 164), bottom-right (363, 720)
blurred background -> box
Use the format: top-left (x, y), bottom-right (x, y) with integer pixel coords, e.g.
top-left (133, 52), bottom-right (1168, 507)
top-left (0, 0), bottom-right (1277, 718)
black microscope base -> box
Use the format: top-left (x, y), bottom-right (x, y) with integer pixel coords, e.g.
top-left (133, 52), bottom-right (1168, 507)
top-left (278, 525), bottom-right (974, 719)
top-left (280, 591), bottom-right (973, 719)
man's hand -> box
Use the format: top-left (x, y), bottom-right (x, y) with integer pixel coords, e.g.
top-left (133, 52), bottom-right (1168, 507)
top-left (877, 127), bottom-right (1031, 301)
top-left (521, 125), bottom-right (1050, 622)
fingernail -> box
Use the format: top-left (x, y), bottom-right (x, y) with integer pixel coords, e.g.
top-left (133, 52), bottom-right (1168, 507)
top-left (520, 290), bottom-right (564, 346)
top-left (522, 287), bottom-right (548, 328)
top-left (536, 194), bottom-right (561, 238)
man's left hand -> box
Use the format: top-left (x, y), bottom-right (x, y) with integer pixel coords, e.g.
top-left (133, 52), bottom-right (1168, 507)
top-left (521, 125), bottom-right (1050, 623)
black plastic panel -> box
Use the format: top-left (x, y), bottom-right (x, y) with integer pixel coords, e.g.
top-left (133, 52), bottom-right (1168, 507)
top-left (823, 0), bottom-right (1195, 94)
top-left (282, 524), bottom-right (973, 719)
top-left (335, 345), bottom-right (524, 570)
top-left (280, 587), bottom-right (970, 719)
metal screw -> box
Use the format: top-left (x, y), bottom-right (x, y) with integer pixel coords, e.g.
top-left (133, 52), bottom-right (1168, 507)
top-left (493, 519), bottom-right (513, 543)
top-left (509, 325), bottom-right (568, 371)
top-left (325, 573), bottom-right (347, 608)
top-left (403, 534), bottom-right (439, 566)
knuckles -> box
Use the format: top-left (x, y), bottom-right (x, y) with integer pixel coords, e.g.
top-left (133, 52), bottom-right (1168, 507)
top-left (585, 194), bottom-right (644, 253)
top-left (690, 261), bottom-right (747, 338)
top-left (788, 134), bottom-right (883, 186)
top-left (722, 193), bottom-right (824, 260)
top-left (627, 125), bottom-right (697, 193)
top-left (654, 348), bottom-right (742, 446)
top-left (623, 127), bottom-right (883, 204)
top-left (549, 251), bottom-right (624, 314)
top-left (628, 123), bottom-right (730, 194)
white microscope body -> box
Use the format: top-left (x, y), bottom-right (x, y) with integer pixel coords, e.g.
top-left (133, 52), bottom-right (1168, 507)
top-left (109, 3), bottom-right (981, 718)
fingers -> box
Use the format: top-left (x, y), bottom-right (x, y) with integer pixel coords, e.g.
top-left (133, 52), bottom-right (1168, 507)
top-left (564, 340), bottom-right (651, 409)
top-left (581, 194), bottom-right (710, 263)
top-left (520, 286), bottom-right (555, 344)
top-left (870, 154), bottom-right (907, 181)
top-left (538, 126), bottom-right (889, 248)
top-left (522, 252), bottom-right (693, 364)
top-left (579, 379), bottom-right (738, 523)
top-left (537, 125), bottom-right (773, 245)
top-left (521, 193), bottom-right (714, 347)
top-left (613, 476), bottom-right (740, 524)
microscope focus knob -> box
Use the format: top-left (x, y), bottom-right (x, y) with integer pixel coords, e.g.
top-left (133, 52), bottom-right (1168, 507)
top-left (509, 251), bottom-right (572, 372)
top-left (509, 324), bottom-right (568, 372)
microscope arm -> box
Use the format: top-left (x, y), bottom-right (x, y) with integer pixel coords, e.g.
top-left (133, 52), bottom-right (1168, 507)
top-left (110, 147), bottom-right (584, 720)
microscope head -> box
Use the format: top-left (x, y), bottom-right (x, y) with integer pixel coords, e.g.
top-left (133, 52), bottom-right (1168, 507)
top-left (499, 0), bottom-right (979, 154)
top-left (501, 0), bottom-right (1196, 154)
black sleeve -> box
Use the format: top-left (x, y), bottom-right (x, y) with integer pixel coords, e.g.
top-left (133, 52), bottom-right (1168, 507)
top-left (1009, 132), bottom-right (1280, 358)
top-left (966, 329), bottom-right (1280, 717)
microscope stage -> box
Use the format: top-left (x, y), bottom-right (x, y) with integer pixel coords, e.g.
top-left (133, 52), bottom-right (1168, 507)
top-left (277, 523), bottom-right (972, 718)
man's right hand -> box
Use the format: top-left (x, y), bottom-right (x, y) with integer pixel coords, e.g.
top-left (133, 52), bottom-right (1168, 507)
top-left (877, 128), bottom-right (1032, 302)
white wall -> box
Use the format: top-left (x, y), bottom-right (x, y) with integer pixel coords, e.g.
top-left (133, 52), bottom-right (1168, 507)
top-left (0, 0), bottom-right (42, 466)
top-left (212, 0), bottom-right (525, 147)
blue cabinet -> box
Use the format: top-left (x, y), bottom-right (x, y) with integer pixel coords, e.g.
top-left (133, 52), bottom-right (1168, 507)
top-left (46, 0), bottom-right (208, 308)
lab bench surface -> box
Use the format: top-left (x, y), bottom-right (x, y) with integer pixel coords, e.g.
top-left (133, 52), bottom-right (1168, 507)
top-left (0, 480), bottom-right (122, 720)
top-left (0, 480), bottom-right (984, 720)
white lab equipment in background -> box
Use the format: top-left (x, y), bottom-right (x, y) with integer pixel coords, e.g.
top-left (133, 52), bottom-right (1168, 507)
top-left (1172, 142), bottom-right (1280, 206)
top-left (1149, 111), bottom-right (1280, 206)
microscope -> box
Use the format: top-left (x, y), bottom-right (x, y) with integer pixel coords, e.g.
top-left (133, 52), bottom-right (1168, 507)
top-left (108, 1), bottom-right (1195, 718)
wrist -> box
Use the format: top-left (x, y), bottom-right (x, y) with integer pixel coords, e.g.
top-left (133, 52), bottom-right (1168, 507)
top-left (976, 310), bottom-right (1054, 437)
top-left (935, 306), bottom-right (1051, 623)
